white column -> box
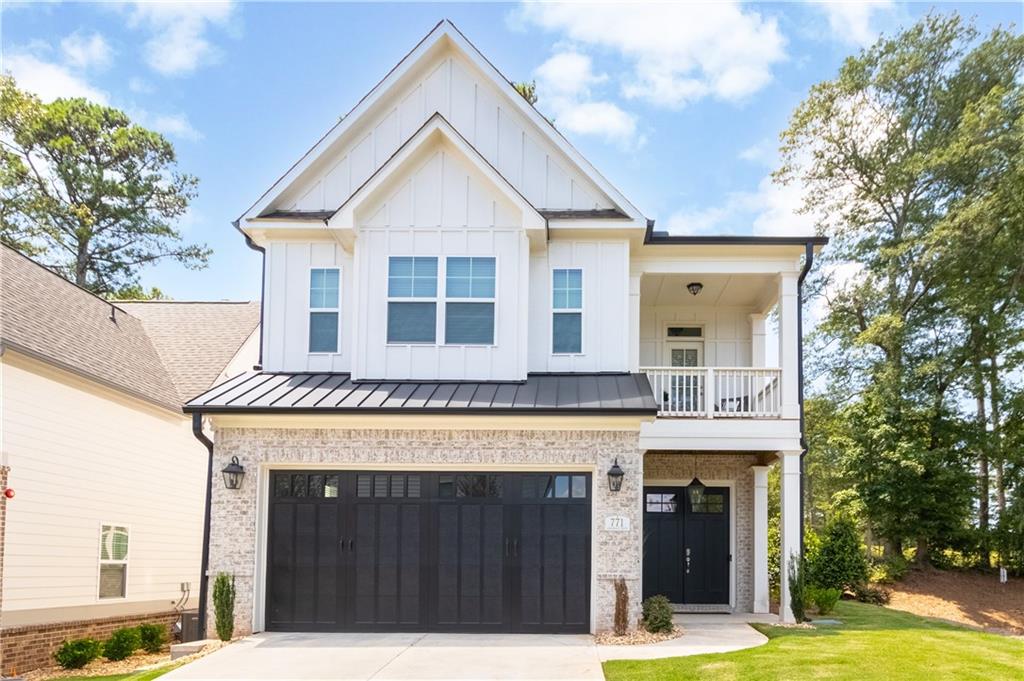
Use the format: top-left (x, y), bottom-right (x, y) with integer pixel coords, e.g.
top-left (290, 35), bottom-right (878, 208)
top-left (778, 450), bottom-right (802, 623)
top-left (777, 272), bottom-right (800, 418)
top-left (749, 313), bottom-right (767, 367)
top-left (751, 464), bottom-right (771, 614)
top-left (628, 274), bottom-right (641, 372)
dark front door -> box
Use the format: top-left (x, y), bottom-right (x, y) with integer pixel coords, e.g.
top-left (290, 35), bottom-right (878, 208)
top-left (643, 485), bottom-right (730, 605)
top-left (266, 471), bottom-right (591, 633)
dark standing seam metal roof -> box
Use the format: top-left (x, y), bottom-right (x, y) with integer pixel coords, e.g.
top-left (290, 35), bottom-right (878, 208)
top-left (184, 372), bottom-right (659, 415)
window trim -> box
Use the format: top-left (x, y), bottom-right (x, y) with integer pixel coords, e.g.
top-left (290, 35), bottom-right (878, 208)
top-left (551, 267), bottom-right (584, 356)
top-left (386, 255), bottom-right (440, 345)
top-left (307, 266), bottom-right (341, 355)
top-left (97, 522), bottom-right (129, 601)
top-left (443, 256), bottom-right (497, 347)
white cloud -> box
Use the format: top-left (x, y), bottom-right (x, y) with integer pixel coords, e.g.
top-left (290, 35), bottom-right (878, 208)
top-left (128, 77), bottom-right (154, 94)
top-left (126, 1), bottom-right (236, 76)
top-left (60, 31), bottom-right (113, 70)
top-left (144, 112), bottom-right (203, 142)
top-left (738, 137), bottom-right (777, 165)
top-left (518, 2), bottom-right (787, 109)
top-left (534, 50), bottom-right (639, 149)
top-left (812, 0), bottom-right (894, 47)
top-left (4, 52), bottom-right (109, 103)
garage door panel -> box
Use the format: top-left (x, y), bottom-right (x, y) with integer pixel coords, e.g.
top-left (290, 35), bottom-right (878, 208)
top-left (315, 504), bottom-right (340, 625)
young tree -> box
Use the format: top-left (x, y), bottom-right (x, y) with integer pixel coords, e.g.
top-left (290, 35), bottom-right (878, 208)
top-left (0, 76), bottom-right (209, 295)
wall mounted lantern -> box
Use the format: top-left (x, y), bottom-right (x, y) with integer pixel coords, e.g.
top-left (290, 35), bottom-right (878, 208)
top-left (686, 282), bottom-right (704, 296)
top-left (221, 456), bottom-right (245, 490)
top-left (607, 459), bottom-right (624, 492)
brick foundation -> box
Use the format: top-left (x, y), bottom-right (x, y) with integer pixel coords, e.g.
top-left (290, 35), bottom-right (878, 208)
top-left (0, 610), bottom-right (178, 676)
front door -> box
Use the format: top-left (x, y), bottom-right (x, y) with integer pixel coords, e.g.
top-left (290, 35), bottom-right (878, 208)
top-left (642, 485), bottom-right (730, 605)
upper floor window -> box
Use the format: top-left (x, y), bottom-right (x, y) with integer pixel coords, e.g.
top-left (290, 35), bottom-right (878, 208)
top-left (309, 268), bottom-right (340, 353)
top-left (445, 257), bottom-right (495, 345)
top-left (552, 268), bottom-right (582, 354)
top-left (387, 257), bottom-right (437, 343)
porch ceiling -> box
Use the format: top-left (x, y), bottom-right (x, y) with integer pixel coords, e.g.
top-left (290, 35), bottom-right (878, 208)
top-left (640, 273), bottom-right (777, 309)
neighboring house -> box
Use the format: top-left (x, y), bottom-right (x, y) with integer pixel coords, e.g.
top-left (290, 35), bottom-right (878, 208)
top-left (0, 245), bottom-right (259, 673)
top-left (187, 20), bottom-right (826, 638)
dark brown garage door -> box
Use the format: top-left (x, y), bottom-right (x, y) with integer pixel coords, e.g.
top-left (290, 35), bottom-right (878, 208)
top-left (266, 471), bottom-right (591, 633)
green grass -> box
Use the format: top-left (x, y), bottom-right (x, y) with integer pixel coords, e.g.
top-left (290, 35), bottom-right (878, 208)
top-left (603, 601), bottom-right (1024, 681)
top-left (44, 662), bottom-right (181, 681)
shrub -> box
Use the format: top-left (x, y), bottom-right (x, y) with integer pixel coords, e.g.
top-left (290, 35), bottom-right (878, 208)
top-left (787, 553), bottom-right (807, 622)
top-left (641, 595), bottom-right (674, 633)
top-left (807, 516), bottom-right (868, 591)
top-left (137, 623), bottom-right (167, 653)
top-left (613, 577), bottom-right (629, 636)
top-left (103, 627), bottom-right (140, 661)
top-left (869, 555), bottom-right (909, 584)
top-left (807, 586), bottom-right (842, 615)
top-left (767, 516), bottom-right (781, 599)
top-left (852, 582), bottom-right (891, 605)
top-left (213, 572), bottom-right (236, 641)
top-left (53, 638), bottom-right (102, 669)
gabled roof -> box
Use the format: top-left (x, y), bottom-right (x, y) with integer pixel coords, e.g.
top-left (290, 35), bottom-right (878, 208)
top-left (0, 245), bottom-right (258, 411)
top-left (184, 371), bottom-right (659, 416)
top-left (326, 113), bottom-right (545, 233)
top-left (240, 19), bottom-right (646, 228)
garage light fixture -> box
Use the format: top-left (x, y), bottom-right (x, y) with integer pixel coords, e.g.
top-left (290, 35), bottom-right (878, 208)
top-left (607, 459), bottom-right (624, 492)
top-left (221, 456), bottom-right (245, 490)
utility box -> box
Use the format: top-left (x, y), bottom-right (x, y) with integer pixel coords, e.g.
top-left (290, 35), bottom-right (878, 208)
top-left (179, 609), bottom-right (201, 642)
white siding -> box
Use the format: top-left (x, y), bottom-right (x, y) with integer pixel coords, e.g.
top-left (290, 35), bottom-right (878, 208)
top-left (0, 356), bottom-right (204, 615)
top-left (273, 49), bottom-right (614, 213)
top-left (639, 306), bottom-right (754, 367)
top-left (262, 241), bottom-right (353, 373)
top-left (528, 240), bottom-right (630, 373)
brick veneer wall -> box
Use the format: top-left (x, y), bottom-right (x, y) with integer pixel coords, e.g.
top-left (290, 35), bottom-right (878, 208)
top-left (644, 451), bottom-right (760, 613)
top-left (208, 427), bottom-right (646, 636)
top-left (0, 610), bottom-right (178, 676)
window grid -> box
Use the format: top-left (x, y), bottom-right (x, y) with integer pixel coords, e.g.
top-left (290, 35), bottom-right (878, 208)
top-left (309, 268), bottom-right (340, 353)
top-left (445, 257), bottom-right (496, 346)
top-left (552, 268), bottom-right (583, 355)
top-left (387, 257), bottom-right (439, 344)
top-left (98, 524), bottom-right (129, 599)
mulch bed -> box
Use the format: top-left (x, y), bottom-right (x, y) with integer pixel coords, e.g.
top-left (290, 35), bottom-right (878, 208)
top-left (886, 568), bottom-right (1024, 635)
top-left (24, 640), bottom-right (230, 681)
top-left (595, 626), bottom-right (684, 645)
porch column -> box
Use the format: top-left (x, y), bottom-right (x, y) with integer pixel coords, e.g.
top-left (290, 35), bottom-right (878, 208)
top-left (628, 274), bottom-right (641, 372)
top-left (777, 272), bottom-right (800, 418)
top-left (751, 464), bottom-right (771, 614)
top-left (778, 450), bottom-right (802, 623)
top-left (749, 313), bottom-right (767, 367)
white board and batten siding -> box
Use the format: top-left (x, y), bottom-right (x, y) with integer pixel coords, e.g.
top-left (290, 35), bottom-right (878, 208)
top-left (275, 48), bottom-right (614, 214)
top-left (528, 240), bottom-right (631, 373)
top-left (639, 306), bottom-right (754, 367)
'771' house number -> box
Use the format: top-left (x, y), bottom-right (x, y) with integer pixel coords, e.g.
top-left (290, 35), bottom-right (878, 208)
top-left (604, 516), bottom-right (631, 531)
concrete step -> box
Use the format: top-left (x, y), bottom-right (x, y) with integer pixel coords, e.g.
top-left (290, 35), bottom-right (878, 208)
top-left (171, 639), bottom-right (218, 660)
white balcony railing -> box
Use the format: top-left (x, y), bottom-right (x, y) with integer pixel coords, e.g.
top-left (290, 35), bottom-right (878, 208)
top-left (640, 367), bottom-right (782, 418)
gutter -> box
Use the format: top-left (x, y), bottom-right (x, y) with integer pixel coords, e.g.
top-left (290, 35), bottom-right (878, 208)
top-left (233, 219), bottom-right (266, 368)
top-left (796, 241), bottom-right (816, 554)
top-left (191, 412), bottom-right (215, 640)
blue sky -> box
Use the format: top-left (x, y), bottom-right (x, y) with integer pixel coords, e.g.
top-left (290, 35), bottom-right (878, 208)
top-left (4, 1), bottom-right (1021, 301)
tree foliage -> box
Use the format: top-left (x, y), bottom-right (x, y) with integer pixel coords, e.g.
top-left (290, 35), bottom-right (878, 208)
top-left (0, 76), bottom-right (208, 294)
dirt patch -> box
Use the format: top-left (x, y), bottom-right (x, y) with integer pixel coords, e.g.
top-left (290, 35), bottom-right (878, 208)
top-left (885, 568), bottom-right (1024, 635)
top-left (595, 626), bottom-right (684, 645)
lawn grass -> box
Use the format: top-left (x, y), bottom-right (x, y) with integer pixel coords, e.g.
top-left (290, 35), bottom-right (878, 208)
top-left (602, 601), bottom-right (1024, 681)
top-left (44, 662), bottom-right (182, 681)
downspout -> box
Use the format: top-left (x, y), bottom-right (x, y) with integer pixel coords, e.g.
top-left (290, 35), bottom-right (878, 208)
top-left (233, 219), bottom-right (266, 368)
top-left (796, 241), bottom-right (815, 554)
top-left (191, 412), bottom-right (214, 639)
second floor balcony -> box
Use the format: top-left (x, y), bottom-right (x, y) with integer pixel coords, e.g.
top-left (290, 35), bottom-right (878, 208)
top-left (640, 366), bottom-right (782, 418)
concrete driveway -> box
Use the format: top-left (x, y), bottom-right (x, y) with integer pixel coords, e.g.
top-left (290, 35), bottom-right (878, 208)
top-left (164, 621), bottom-right (768, 680)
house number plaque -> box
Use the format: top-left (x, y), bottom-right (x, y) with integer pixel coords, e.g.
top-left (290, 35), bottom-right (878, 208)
top-left (604, 515), bottom-right (631, 531)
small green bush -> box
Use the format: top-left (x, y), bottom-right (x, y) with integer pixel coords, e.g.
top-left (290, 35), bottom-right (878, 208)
top-left (213, 572), bottom-right (236, 641)
top-left (53, 638), bottom-right (102, 669)
top-left (852, 582), bottom-right (891, 605)
top-left (807, 586), bottom-right (842, 615)
top-left (869, 555), bottom-right (909, 584)
top-left (103, 627), bottom-right (140, 661)
top-left (807, 516), bottom-right (868, 591)
top-left (787, 553), bottom-right (807, 622)
top-left (641, 595), bottom-right (674, 633)
top-left (137, 623), bottom-right (167, 653)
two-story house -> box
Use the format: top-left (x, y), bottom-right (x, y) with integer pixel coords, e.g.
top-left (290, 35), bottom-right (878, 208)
top-left (187, 20), bottom-right (826, 637)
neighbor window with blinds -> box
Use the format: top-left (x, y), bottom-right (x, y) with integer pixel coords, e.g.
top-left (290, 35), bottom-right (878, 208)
top-left (445, 257), bottom-right (495, 344)
top-left (552, 268), bottom-right (583, 354)
top-left (98, 524), bottom-right (129, 599)
top-left (308, 268), bottom-right (340, 353)
top-left (387, 257), bottom-right (438, 343)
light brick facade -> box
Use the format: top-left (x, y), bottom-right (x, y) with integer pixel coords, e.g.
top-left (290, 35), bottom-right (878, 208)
top-left (206, 426), bottom-right (764, 636)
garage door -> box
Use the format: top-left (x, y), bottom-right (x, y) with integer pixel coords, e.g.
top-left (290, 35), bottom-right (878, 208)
top-left (266, 471), bottom-right (591, 633)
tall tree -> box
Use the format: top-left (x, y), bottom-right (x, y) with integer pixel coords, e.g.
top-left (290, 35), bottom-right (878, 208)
top-left (0, 76), bottom-right (208, 295)
top-left (780, 13), bottom-right (1024, 563)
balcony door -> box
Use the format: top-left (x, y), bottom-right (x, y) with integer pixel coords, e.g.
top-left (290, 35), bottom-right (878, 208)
top-left (664, 342), bottom-right (703, 413)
